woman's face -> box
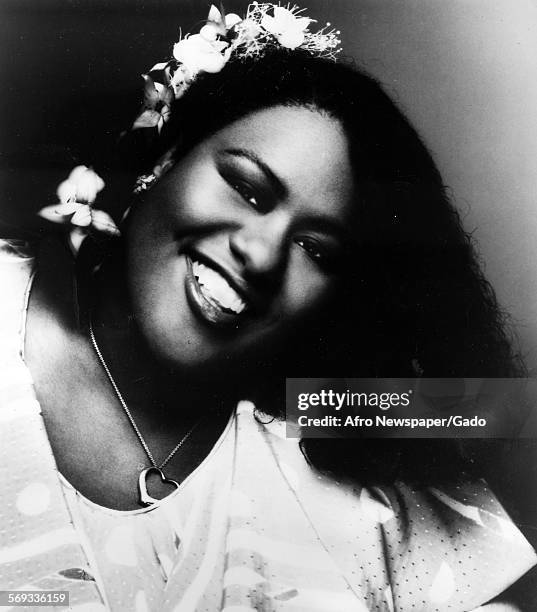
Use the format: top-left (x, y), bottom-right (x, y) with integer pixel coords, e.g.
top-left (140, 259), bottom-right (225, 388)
top-left (126, 105), bottom-right (355, 372)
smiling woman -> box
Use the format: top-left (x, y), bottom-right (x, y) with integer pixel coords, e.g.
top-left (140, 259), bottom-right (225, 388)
top-left (126, 105), bottom-right (353, 367)
top-left (0, 3), bottom-right (536, 612)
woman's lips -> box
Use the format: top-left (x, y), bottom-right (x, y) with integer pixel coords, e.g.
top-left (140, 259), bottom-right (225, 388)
top-left (185, 255), bottom-right (249, 327)
top-left (193, 260), bottom-right (247, 314)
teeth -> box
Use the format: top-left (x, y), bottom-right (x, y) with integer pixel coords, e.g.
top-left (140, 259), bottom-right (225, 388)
top-left (192, 260), bottom-right (246, 314)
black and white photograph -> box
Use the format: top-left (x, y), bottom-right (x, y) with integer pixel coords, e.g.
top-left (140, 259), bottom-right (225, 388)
top-left (1, 1), bottom-right (537, 610)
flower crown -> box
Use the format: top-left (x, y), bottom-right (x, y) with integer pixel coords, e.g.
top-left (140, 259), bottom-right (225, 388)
top-left (38, 3), bottom-right (342, 252)
top-left (132, 3), bottom-right (342, 135)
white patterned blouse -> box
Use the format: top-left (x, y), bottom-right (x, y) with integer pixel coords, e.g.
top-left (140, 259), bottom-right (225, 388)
top-left (0, 239), bottom-right (535, 612)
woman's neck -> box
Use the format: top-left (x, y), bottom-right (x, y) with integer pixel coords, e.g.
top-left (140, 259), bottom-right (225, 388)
top-left (86, 238), bottom-right (242, 426)
top-left (25, 234), bottom-right (239, 509)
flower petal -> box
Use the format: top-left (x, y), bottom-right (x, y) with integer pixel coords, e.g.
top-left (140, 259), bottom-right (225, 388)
top-left (75, 169), bottom-right (105, 204)
top-left (212, 40), bottom-right (229, 53)
top-left (67, 166), bottom-right (89, 182)
top-left (225, 13), bottom-right (242, 28)
top-left (160, 104), bottom-right (171, 123)
top-left (57, 167), bottom-right (105, 206)
top-left (153, 81), bottom-right (166, 96)
top-left (239, 19), bottom-right (262, 41)
top-left (200, 24), bottom-right (219, 42)
top-left (161, 65), bottom-right (175, 88)
top-left (261, 14), bottom-right (277, 34)
top-left (38, 204), bottom-right (68, 223)
top-left (142, 74), bottom-right (160, 108)
top-left (277, 29), bottom-right (305, 50)
top-left (174, 34), bottom-right (228, 74)
top-left (132, 109), bottom-right (162, 130)
top-left (273, 6), bottom-right (295, 29)
top-left (71, 206), bottom-right (92, 227)
top-left (208, 4), bottom-right (223, 24)
top-left (149, 61), bottom-right (169, 71)
top-left (170, 67), bottom-right (191, 98)
top-left (54, 200), bottom-right (82, 215)
top-left (56, 179), bottom-right (77, 203)
top-left (294, 17), bottom-right (312, 32)
top-left (200, 52), bottom-right (227, 73)
top-left (162, 85), bottom-right (174, 106)
top-left (173, 37), bottom-right (202, 74)
top-left (91, 209), bottom-right (121, 236)
top-left (68, 227), bottom-right (88, 254)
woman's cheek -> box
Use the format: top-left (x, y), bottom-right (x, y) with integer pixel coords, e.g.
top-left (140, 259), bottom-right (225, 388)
top-left (283, 254), bottom-right (338, 320)
top-left (160, 155), bottom-right (225, 225)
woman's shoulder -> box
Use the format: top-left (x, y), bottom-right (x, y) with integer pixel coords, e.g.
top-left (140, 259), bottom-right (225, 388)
top-left (0, 238), bottom-right (37, 343)
top-left (0, 238), bottom-right (36, 261)
top-left (0, 234), bottom-right (75, 346)
top-left (250, 409), bottom-right (536, 609)
top-left (366, 478), bottom-right (536, 609)
top-left (260, 419), bottom-right (535, 609)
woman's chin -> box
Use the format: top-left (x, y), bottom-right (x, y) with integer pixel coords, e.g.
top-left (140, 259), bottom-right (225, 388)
top-left (129, 253), bottom-right (285, 374)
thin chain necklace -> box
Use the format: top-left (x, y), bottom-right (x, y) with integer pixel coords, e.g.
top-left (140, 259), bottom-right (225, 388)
top-left (89, 318), bottom-right (202, 506)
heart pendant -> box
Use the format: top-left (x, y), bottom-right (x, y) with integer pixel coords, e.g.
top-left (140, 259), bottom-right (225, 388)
top-left (138, 467), bottom-right (180, 507)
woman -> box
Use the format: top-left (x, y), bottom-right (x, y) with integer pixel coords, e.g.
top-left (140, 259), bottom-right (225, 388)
top-left (0, 4), bottom-right (535, 610)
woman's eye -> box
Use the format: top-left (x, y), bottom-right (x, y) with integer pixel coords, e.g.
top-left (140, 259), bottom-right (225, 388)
top-left (230, 180), bottom-right (260, 211)
top-left (295, 238), bottom-right (325, 263)
top-left (295, 237), bottom-right (343, 272)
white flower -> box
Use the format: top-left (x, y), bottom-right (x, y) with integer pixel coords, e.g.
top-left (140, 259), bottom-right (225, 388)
top-left (199, 24), bottom-right (219, 42)
top-left (205, 5), bottom-right (242, 36)
top-left (261, 6), bottom-right (312, 49)
top-left (173, 34), bottom-right (230, 76)
top-left (224, 12), bottom-right (242, 28)
top-left (236, 18), bottom-right (263, 43)
top-left (132, 75), bottom-right (174, 131)
top-left (38, 166), bottom-right (119, 250)
top-left (49, 200), bottom-right (93, 226)
top-left (174, 5), bottom-right (239, 76)
top-left (56, 165), bottom-right (105, 204)
top-left (169, 64), bottom-right (192, 98)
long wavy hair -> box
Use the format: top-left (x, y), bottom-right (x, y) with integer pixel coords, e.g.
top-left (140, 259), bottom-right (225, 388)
top-left (118, 48), bottom-right (526, 486)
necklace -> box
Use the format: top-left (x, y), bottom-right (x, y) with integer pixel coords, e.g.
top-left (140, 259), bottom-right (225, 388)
top-left (89, 318), bottom-right (202, 507)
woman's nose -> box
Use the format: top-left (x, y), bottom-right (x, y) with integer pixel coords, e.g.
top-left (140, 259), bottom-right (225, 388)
top-left (228, 215), bottom-right (288, 281)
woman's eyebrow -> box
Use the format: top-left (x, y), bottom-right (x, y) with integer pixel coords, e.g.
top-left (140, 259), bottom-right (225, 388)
top-left (221, 148), bottom-right (287, 198)
top-left (306, 214), bottom-right (352, 243)
top-left (221, 148), bottom-right (349, 241)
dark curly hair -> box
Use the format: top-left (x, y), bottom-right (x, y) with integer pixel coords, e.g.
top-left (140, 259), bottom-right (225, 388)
top-left (120, 48), bottom-right (526, 486)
